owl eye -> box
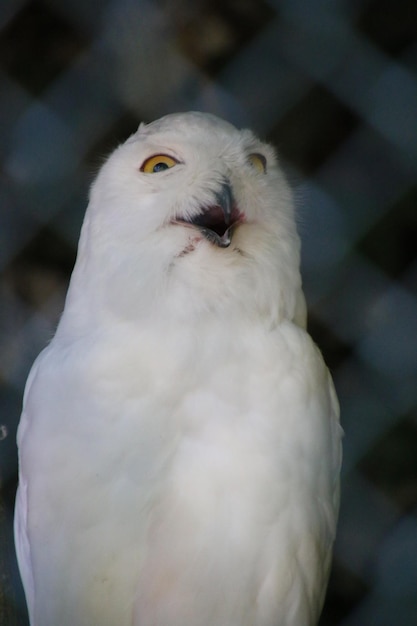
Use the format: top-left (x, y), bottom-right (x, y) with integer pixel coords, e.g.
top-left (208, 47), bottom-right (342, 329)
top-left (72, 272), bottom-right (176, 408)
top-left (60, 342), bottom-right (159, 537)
top-left (140, 154), bottom-right (179, 173)
top-left (248, 153), bottom-right (267, 174)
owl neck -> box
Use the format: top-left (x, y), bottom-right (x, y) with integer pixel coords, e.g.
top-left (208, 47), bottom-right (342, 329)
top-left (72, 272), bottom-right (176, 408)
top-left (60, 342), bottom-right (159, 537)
top-left (56, 216), bottom-right (304, 339)
top-left (57, 257), bottom-right (304, 343)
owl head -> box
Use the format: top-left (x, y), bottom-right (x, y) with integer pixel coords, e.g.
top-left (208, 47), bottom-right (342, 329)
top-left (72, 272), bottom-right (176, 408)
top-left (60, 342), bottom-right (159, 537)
top-left (62, 112), bottom-right (305, 330)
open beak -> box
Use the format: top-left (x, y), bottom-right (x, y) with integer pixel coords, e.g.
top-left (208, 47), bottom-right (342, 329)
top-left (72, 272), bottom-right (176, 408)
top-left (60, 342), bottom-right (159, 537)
top-left (177, 180), bottom-right (243, 248)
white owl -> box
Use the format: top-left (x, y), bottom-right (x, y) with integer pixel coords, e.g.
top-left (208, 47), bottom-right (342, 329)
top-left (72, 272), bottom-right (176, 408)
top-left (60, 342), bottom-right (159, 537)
top-left (15, 111), bottom-right (342, 626)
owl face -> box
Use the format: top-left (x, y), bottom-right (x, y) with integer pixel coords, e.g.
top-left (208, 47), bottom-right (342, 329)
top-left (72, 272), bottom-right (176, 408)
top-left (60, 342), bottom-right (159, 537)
top-left (133, 113), bottom-right (272, 250)
top-left (88, 112), bottom-right (294, 256)
top-left (69, 112), bottom-right (302, 326)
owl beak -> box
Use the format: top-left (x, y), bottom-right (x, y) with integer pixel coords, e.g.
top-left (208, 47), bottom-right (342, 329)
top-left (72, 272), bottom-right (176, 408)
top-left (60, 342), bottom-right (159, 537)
top-left (174, 180), bottom-right (244, 248)
top-left (200, 181), bottom-right (234, 248)
top-left (214, 181), bottom-right (233, 226)
top-left (190, 181), bottom-right (242, 248)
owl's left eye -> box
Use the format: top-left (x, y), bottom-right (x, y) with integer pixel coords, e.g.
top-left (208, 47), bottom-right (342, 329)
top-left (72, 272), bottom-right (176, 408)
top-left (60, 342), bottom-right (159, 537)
top-left (140, 154), bottom-right (179, 173)
top-left (248, 153), bottom-right (267, 174)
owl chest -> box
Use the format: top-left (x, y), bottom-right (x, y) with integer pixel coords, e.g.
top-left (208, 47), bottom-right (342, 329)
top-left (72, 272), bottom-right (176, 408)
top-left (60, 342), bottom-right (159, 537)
top-left (28, 325), bottom-right (331, 625)
top-left (128, 383), bottom-right (318, 626)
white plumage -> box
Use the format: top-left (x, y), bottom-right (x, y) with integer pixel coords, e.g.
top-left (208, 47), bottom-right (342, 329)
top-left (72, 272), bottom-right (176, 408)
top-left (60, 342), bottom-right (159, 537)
top-left (15, 111), bottom-right (342, 626)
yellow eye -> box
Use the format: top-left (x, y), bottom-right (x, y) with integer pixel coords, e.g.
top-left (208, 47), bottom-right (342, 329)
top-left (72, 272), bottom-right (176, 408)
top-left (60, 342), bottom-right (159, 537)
top-left (248, 153), bottom-right (267, 174)
top-left (140, 154), bottom-right (179, 173)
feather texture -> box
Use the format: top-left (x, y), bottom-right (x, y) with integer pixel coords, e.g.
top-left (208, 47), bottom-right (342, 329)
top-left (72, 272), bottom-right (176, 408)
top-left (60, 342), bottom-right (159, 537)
top-left (15, 112), bottom-right (342, 626)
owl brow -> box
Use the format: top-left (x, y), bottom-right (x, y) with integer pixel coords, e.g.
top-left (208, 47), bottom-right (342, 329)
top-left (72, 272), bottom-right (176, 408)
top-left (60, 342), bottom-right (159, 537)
top-left (243, 136), bottom-right (266, 152)
top-left (144, 144), bottom-right (184, 161)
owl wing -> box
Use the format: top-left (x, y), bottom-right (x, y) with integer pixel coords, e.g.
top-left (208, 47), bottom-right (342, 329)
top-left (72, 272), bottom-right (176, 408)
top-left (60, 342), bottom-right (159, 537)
top-left (14, 355), bottom-right (46, 624)
top-left (15, 470), bottom-right (35, 621)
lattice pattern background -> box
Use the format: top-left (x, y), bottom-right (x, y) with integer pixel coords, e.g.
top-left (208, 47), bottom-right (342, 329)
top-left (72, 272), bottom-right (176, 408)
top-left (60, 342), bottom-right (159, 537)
top-left (1, 0), bottom-right (417, 624)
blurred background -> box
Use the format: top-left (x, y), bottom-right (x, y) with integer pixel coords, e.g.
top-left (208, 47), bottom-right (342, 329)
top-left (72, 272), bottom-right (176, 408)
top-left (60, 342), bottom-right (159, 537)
top-left (1, 0), bottom-right (417, 624)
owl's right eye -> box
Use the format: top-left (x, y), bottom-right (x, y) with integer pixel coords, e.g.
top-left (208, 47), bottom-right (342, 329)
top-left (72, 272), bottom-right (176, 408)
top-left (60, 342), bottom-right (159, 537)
top-left (140, 154), bottom-right (179, 173)
top-left (248, 153), bottom-right (267, 174)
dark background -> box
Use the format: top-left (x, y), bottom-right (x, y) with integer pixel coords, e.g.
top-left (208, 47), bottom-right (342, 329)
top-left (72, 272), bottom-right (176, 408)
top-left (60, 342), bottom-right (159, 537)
top-left (1, 0), bottom-right (417, 624)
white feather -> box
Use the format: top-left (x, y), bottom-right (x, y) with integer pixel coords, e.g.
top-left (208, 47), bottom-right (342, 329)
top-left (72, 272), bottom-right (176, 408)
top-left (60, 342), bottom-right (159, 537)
top-left (15, 111), bottom-right (342, 626)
